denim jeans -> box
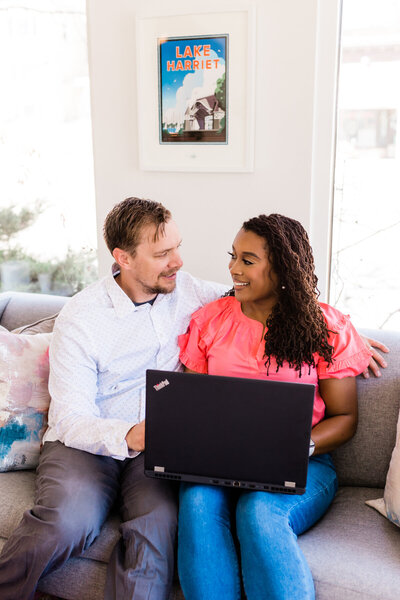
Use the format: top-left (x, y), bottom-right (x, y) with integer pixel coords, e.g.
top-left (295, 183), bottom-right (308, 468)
top-left (178, 454), bottom-right (337, 600)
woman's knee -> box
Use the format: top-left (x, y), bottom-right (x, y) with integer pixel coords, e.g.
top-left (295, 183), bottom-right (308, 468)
top-left (180, 484), bottom-right (230, 521)
top-left (179, 484), bottom-right (232, 546)
top-left (236, 491), bottom-right (288, 540)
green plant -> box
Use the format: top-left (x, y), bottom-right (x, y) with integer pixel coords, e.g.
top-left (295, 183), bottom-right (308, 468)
top-left (28, 258), bottom-right (56, 280)
top-left (0, 202), bottom-right (43, 261)
top-left (51, 247), bottom-right (97, 296)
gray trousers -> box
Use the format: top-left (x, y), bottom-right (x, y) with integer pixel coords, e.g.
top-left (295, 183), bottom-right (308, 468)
top-left (0, 441), bottom-right (178, 600)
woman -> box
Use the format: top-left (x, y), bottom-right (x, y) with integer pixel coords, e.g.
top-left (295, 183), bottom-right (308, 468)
top-left (177, 214), bottom-right (371, 600)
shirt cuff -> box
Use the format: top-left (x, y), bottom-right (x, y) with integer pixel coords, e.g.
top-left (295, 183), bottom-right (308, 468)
top-left (107, 421), bottom-right (137, 460)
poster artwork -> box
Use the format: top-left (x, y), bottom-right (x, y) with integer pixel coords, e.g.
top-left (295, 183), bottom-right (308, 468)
top-left (158, 35), bottom-right (228, 144)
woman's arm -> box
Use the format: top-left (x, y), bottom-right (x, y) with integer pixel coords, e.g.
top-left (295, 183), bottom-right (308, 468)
top-left (311, 377), bottom-right (357, 455)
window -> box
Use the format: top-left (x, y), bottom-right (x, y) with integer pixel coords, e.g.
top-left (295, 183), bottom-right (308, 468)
top-left (330, 0), bottom-right (400, 330)
top-left (0, 0), bottom-right (97, 296)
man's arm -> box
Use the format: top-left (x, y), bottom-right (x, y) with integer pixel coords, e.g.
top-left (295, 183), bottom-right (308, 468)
top-left (360, 335), bottom-right (389, 378)
top-left (47, 317), bottom-right (135, 459)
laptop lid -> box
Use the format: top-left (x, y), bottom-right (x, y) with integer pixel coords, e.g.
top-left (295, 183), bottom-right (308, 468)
top-left (145, 369), bottom-right (315, 494)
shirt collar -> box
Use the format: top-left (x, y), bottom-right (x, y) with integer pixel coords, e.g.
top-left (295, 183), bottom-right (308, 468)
top-left (105, 269), bottom-right (137, 319)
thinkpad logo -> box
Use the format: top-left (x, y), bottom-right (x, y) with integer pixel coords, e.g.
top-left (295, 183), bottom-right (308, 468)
top-left (153, 379), bottom-right (170, 391)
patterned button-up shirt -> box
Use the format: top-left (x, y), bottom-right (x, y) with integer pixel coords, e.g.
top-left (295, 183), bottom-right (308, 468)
top-left (44, 270), bottom-right (227, 459)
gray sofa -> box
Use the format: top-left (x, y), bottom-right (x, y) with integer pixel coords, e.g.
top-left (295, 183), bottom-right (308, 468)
top-left (0, 291), bottom-right (399, 600)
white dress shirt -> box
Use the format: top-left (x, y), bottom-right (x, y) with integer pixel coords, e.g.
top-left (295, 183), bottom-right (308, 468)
top-left (44, 270), bottom-right (228, 459)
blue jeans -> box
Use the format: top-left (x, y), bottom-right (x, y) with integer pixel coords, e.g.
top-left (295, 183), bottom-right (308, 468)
top-left (178, 454), bottom-right (337, 600)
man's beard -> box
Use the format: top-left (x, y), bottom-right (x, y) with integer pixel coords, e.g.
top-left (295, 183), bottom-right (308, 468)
top-left (140, 270), bottom-right (178, 296)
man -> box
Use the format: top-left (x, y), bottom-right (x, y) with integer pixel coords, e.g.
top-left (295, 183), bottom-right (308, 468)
top-left (0, 197), bottom-right (226, 600)
top-left (0, 197), bottom-right (387, 600)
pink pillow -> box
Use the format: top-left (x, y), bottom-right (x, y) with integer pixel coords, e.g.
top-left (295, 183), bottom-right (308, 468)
top-left (0, 330), bottom-right (52, 471)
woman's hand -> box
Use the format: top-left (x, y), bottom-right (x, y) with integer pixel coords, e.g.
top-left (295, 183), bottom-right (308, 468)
top-left (312, 377), bottom-right (357, 455)
top-left (360, 335), bottom-right (389, 378)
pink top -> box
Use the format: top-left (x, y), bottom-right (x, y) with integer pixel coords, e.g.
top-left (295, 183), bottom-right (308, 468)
top-left (178, 296), bottom-right (371, 427)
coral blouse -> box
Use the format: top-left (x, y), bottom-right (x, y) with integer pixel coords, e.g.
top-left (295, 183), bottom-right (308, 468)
top-left (178, 296), bottom-right (371, 427)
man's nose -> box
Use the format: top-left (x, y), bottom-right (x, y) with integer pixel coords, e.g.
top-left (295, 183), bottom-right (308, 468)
top-left (169, 249), bottom-right (183, 269)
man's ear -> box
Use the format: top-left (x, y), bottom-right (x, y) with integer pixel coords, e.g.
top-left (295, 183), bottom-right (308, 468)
top-left (112, 247), bottom-right (132, 269)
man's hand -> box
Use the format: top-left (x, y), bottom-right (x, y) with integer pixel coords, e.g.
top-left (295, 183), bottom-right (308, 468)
top-left (126, 420), bottom-right (145, 451)
top-left (360, 335), bottom-right (389, 378)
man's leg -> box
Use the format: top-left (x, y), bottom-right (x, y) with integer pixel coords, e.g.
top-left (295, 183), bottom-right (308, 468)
top-left (105, 454), bottom-right (178, 600)
top-left (0, 441), bottom-right (120, 600)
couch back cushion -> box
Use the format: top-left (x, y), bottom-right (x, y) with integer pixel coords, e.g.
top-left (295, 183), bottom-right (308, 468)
top-left (0, 292), bottom-right (67, 331)
top-left (332, 328), bottom-right (400, 488)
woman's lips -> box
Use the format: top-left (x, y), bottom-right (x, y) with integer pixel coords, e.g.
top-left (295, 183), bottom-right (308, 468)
top-left (233, 281), bottom-right (249, 289)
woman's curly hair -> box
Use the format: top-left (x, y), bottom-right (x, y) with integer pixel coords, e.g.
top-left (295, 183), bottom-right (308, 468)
top-left (228, 214), bottom-right (335, 376)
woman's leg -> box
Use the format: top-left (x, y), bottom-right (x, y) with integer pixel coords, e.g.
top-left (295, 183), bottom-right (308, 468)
top-left (236, 455), bottom-right (338, 600)
top-left (178, 483), bottom-right (241, 600)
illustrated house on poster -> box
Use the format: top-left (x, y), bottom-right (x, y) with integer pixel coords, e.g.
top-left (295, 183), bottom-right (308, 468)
top-left (159, 35), bottom-right (228, 144)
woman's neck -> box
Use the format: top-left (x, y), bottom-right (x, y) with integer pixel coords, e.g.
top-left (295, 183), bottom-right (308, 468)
top-left (240, 299), bottom-right (276, 326)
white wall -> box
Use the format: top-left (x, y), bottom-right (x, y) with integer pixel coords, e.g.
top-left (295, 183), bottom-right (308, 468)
top-left (86, 0), bottom-right (340, 296)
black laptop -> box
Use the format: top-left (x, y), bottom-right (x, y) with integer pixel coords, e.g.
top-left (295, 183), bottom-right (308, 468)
top-left (144, 369), bottom-right (315, 494)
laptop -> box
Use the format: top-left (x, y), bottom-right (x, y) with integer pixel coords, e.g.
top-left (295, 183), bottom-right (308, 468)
top-left (144, 369), bottom-right (315, 494)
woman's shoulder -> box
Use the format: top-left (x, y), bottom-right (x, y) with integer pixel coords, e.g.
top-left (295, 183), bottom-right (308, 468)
top-left (317, 303), bottom-right (370, 377)
top-left (190, 295), bottom-right (237, 327)
top-left (319, 302), bottom-right (350, 330)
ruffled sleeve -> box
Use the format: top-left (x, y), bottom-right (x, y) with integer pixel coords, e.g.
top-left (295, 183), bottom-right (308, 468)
top-left (178, 314), bottom-right (209, 373)
top-left (317, 303), bottom-right (372, 379)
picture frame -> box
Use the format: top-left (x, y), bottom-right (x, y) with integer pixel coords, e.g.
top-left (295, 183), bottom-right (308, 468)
top-left (136, 7), bottom-right (256, 172)
top-left (159, 34), bottom-right (228, 146)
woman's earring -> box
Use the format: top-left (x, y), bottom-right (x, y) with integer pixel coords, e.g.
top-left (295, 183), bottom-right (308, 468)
top-left (281, 285), bottom-right (286, 290)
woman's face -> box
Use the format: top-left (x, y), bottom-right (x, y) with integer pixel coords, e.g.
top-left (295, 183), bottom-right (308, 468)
top-left (229, 228), bottom-right (279, 306)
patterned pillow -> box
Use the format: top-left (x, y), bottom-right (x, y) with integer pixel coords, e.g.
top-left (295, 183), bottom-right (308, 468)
top-left (366, 406), bottom-right (400, 527)
top-left (0, 330), bottom-right (52, 471)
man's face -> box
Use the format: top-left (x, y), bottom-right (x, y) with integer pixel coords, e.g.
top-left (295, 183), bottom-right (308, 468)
top-left (122, 219), bottom-right (183, 298)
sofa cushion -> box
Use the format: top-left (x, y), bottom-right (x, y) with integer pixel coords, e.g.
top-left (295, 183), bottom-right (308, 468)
top-left (0, 470), bottom-right (36, 537)
top-left (332, 329), bottom-right (400, 488)
top-left (0, 292), bottom-right (67, 331)
top-left (299, 486), bottom-right (400, 600)
top-left (0, 330), bottom-right (52, 471)
top-left (1, 476), bottom-right (398, 600)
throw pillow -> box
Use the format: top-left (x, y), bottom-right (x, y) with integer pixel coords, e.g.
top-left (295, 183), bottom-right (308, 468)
top-left (12, 313), bottom-right (59, 335)
top-left (366, 406), bottom-right (400, 527)
top-left (0, 330), bottom-right (52, 471)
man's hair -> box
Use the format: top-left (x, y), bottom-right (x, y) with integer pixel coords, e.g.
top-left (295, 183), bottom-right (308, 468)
top-left (103, 197), bottom-right (171, 256)
top-left (225, 213), bottom-right (335, 376)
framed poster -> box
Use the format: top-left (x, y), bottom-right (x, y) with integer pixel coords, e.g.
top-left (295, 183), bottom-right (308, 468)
top-left (159, 35), bottom-right (228, 144)
top-left (136, 7), bottom-right (255, 172)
